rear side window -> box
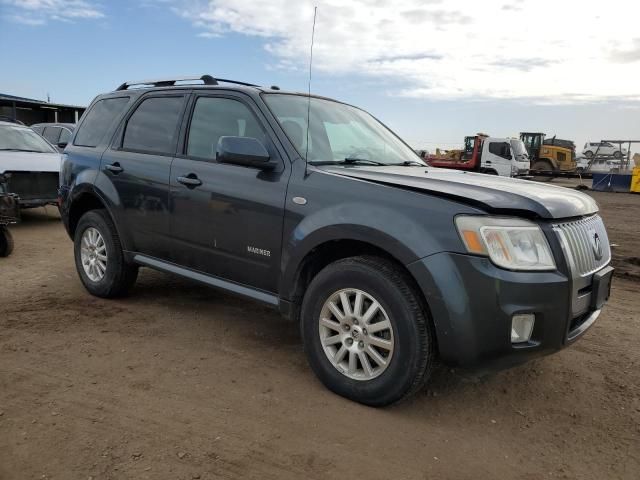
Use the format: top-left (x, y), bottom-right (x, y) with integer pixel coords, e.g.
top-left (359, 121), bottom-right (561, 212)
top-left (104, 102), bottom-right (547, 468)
top-left (122, 96), bottom-right (184, 155)
top-left (186, 97), bottom-right (266, 160)
top-left (74, 97), bottom-right (129, 147)
top-left (43, 126), bottom-right (61, 144)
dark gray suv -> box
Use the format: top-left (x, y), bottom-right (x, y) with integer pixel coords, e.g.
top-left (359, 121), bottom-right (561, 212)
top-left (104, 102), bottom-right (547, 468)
top-left (59, 75), bottom-right (613, 406)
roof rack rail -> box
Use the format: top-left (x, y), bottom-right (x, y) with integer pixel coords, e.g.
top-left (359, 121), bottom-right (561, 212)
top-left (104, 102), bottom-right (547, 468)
top-left (115, 75), bottom-right (258, 91)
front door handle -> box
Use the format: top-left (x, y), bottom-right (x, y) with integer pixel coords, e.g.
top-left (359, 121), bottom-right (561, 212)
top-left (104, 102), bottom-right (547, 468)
top-left (177, 174), bottom-right (202, 187)
top-left (105, 162), bottom-right (124, 174)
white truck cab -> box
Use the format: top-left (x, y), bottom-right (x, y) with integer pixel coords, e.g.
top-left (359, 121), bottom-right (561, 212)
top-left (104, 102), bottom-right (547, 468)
top-left (481, 137), bottom-right (530, 177)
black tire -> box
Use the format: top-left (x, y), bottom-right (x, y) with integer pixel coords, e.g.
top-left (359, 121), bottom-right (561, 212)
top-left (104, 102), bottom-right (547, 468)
top-left (74, 209), bottom-right (138, 298)
top-left (613, 150), bottom-right (622, 159)
top-left (0, 226), bottom-right (14, 257)
top-left (300, 256), bottom-right (435, 406)
top-left (531, 159), bottom-right (553, 171)
top-left (584, 150), bottom-right (594, 159)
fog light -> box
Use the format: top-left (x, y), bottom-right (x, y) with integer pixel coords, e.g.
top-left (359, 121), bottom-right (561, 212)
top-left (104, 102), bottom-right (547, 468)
top-left (511, 314), bottom-right (535, 344)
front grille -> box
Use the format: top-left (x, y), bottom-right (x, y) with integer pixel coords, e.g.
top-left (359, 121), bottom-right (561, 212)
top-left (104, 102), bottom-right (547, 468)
top-left (6, 172), bottom-right (59, 201)
top-left (553, 214), bottom-right (611, 277)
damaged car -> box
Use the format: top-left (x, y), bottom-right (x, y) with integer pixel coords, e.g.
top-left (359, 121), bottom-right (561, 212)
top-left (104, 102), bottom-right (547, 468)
top-left (0, 120), bottom-right (60, 208)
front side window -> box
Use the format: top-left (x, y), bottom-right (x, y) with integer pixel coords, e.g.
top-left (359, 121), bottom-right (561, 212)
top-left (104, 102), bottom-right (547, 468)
top-left (0, 125), bottom-right (57, 153)
top-left (122, 96), bottom-right (184, 155)
top-left (74, 97), bottom-right (130, 147)
top-left (186, 97), bottom-right (266, 160)
top-left (489, 141), bottom-right (511, 158)
top-left (263, 94), bottom-right (424, 166)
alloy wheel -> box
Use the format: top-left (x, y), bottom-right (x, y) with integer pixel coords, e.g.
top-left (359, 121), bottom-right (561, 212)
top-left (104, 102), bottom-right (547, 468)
top-left (318, 288), bottom-right (395, 381)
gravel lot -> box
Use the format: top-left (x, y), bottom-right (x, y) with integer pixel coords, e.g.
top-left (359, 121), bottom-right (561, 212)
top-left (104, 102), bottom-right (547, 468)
top-left (1, 184), bottom-right (639, 479)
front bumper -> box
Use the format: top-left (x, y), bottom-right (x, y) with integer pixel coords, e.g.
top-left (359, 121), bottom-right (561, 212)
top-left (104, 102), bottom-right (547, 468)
top-left (408, 252), bottom-right (608, 369)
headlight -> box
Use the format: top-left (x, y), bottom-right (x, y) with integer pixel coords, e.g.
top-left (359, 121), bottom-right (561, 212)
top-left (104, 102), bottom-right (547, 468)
top-left (455, 216), bottom-right (555, 271)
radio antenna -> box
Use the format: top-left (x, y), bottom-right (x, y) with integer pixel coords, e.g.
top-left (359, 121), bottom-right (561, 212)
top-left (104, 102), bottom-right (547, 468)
top-left (304, 6), bottom-right (317, 175)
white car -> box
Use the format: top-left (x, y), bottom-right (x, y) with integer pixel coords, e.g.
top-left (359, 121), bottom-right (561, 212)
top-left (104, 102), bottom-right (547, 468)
top-left (575, 156), bottom-right (621, 174)
top-left (0, 121), bottom-right (61, 208)
top-left (582, 141), bottom-right (627, 159)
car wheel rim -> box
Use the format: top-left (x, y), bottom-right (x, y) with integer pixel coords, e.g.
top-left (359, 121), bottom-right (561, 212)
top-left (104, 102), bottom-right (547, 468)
top-left (80, 227), bottom-right (107, 282)
top-left (318, 288), bottom-right (395, 381)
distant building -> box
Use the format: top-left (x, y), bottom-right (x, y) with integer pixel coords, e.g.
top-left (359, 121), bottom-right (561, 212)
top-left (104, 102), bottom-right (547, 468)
top-left (0, 93), bottom-right (86, 125)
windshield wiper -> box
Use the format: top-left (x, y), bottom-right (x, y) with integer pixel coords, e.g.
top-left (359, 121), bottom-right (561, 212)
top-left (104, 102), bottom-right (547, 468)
top-left (389, 160), bottom-right (425, 166)
top-left (312, 158), bottom-right (388, 166)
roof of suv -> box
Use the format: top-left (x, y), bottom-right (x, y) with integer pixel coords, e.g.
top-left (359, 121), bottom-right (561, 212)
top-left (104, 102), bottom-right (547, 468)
top-left (106, 74), bottom-right (340, 103)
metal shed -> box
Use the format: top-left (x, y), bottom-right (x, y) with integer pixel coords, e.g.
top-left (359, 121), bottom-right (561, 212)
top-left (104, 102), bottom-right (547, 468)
top-left (0, 93), bottom-right (86, 126)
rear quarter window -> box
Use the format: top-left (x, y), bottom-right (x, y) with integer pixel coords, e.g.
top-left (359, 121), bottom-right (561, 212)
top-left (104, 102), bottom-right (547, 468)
top-left (74, 97), bottom-right (130, 147)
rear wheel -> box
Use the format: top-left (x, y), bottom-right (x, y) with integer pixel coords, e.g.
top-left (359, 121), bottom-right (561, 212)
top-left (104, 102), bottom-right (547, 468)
top-left (74, 210), bottom-right (138, 298)
top-left (0, 226), bottom-right (14, 257)
top-left (301, 256), bottom-right (435, 406)
top-left (613, 150), bottom-right (622, 159)
top-left (584, 150), bottom-right (594, 159)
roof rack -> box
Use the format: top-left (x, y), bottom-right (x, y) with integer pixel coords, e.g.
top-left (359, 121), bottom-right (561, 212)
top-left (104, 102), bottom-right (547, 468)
top-left (115, 75), bottom-right (259, 91)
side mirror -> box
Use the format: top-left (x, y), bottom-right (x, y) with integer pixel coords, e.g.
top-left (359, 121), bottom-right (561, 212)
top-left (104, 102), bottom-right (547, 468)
top-left (216, 136), bottom-right (275, 170)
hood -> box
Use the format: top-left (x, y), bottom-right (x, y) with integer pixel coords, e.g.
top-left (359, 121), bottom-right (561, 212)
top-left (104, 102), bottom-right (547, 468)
top-left (319, 165), bottom-right (598, 219)
top-left (0, 151), bottom-right (61, 174)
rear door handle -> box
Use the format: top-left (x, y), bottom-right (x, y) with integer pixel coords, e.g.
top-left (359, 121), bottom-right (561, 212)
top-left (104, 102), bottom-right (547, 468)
top-left (105, 163), bottom-right (124, 174)
top-left (177, 175), bottom-right (202, 187)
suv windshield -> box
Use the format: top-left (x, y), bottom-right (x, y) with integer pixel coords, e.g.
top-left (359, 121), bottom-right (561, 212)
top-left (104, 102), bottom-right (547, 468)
top-left (0, 125), bottom-right (56, 153)
top-left (263, 94), bottom-right (425, 166)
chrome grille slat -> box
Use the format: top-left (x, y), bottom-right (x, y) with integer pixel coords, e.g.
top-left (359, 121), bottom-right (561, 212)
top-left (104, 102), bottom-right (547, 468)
top-left (553, 214), bottom-right (611, 278)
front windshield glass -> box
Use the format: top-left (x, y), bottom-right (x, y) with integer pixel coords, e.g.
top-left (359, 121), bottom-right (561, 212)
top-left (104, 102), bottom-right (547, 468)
top-left (263, 94), bottom-right (425, 166)
top-left (510, 139), bottom-right (529, 158)
top-left (0, 125), bottom-right (56, 153)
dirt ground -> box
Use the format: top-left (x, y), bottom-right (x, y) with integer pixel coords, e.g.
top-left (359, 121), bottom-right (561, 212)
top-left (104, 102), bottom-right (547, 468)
top-left (1, 184), bottom-right (639, 480)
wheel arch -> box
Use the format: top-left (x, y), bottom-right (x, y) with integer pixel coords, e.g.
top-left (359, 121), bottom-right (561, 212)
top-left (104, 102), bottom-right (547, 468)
top-left (67, 189), bottom-right (132, 251)
top-left (281, 237), bottom-right (436, 337)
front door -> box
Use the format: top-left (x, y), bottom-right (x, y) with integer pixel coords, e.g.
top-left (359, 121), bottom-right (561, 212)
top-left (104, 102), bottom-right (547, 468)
top-left (100, 93), bottom-right (187, 259)
top-left (169, 94), bottom-right (289, 293)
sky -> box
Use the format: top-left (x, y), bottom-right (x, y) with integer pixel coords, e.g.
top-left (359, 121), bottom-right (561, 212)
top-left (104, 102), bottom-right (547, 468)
top-left (1, 0), bottom-right (639, 151)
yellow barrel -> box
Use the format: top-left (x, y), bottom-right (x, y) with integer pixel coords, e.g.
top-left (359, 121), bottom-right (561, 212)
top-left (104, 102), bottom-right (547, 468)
top-left (632, 167), bottom-right (640, 193)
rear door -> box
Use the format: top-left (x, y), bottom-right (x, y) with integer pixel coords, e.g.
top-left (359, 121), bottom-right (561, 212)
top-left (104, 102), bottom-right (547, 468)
top-left (101, 92), bottom-right (187, 260)
top-left (168, 92), bottom-right (289, 293)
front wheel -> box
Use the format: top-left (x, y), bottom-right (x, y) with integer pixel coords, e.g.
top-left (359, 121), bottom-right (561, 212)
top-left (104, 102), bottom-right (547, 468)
top-left (531, 160), bottom-right (553, 171)
top-left (584, 150), bottom-right (594, 159)
top-left (0, 226), bottom-right (14, 257)
top-left (74, 209), bottom-right (138, 298)
top-left (301, 256), bottom-right (435, 406)
top-left (613, 150), bottom-right (622, 159)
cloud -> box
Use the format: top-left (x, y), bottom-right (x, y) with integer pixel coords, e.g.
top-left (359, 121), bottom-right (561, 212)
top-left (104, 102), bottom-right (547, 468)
top-left (1, 0), bottom-right (104, 24)
top-left (172, 0), bottom-right (640, 103)
top-left (610, 38), bottom-right (640, 63)
top-left (491, 58), bottom-right (556, 72)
